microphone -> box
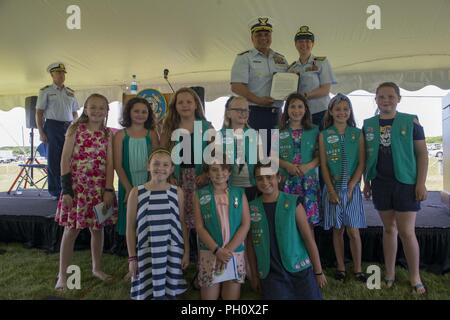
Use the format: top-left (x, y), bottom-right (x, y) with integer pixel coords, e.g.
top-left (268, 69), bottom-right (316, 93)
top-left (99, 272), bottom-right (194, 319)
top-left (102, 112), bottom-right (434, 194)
top-left (163, 68), bottom-right (175, 93)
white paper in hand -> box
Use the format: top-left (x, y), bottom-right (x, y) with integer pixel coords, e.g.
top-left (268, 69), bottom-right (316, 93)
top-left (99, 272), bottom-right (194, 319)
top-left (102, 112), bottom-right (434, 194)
top-left (93, 202), bottom-right (113, 224)
top-left (270, 72), bottom-right (300, 100)
top-left (212, 255), bottom-right (238, 284)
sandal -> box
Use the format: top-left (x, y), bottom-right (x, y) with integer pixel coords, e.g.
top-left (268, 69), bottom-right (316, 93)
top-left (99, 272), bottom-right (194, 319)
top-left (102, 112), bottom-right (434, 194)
top-left (411, 283), bottom-right (427, 295)
top-left (354, 272), bottom-right (368, 283)
top-left (334, 270), bottom-right (346, 281)
top-left (384, 278), bottom-right (395, 288)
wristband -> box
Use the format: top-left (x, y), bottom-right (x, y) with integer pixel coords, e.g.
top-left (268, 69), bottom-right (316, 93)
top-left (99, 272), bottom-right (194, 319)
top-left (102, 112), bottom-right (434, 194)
top-left (213, 246), bottom-right (220, 255)
top-left (315, 272), bottom-right (323, 276)
top-left (128, 256), bottom-right (137, 262)
top-left (104, 188), bottom-right (114, 193)
top-left (61, 173), bottom-right (74, 197)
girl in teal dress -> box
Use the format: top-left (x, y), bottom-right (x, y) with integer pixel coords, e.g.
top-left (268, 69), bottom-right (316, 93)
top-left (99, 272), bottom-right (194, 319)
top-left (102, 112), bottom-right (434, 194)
top-left (113, 97), bottom-right (159, 237)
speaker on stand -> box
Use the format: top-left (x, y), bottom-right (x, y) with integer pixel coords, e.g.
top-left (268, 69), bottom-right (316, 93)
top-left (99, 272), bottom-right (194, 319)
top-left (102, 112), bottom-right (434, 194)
top-left (7, 96), bottom-right (48, 195)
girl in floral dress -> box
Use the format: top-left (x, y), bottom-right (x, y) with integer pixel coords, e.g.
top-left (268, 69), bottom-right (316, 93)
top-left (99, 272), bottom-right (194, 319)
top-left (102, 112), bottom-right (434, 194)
top-left (55, 93), bottom-right (117, 290)
top-left (279, 93), bottom-right (321, 229)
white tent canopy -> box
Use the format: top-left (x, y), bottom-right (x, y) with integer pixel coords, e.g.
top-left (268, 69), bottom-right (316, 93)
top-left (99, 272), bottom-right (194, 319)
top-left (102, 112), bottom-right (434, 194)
top-left (1, 0), bottom-right (450, 110)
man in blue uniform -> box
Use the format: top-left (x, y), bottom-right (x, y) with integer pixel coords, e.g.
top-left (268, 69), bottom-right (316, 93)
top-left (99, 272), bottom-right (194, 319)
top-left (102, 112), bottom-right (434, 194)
top-left (36, 63), bottom-right (79, 198)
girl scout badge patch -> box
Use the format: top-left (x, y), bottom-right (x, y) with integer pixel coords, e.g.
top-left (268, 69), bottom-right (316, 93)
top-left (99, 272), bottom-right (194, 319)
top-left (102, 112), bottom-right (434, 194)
top-left (280, 131), bottom-right (289, 139)
top-left (327, 135), bottom-right (339, 144)
top-left (401, 127), bottom-right (406, 136)
top-left (366, 127), bottom-right (374, 141)
top-left (250, 205), bottom-right (262, 222)
top-left (199, 194), bottom-right (212, 205)
top-left (234, 196), bottom-right (239, 208)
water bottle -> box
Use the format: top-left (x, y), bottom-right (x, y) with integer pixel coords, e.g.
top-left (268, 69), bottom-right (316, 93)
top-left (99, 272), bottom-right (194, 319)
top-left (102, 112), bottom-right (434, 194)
top-left (130, 75), bottom-right (138, 94)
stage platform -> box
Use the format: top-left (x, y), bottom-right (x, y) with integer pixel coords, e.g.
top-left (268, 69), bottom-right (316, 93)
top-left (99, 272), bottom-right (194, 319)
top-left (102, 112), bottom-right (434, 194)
top-left (1, 190), bottom-right (449, 274)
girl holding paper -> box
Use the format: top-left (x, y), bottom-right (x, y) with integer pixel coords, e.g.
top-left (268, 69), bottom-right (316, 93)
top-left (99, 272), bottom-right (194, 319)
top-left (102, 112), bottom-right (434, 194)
top-left (193, 159), bottom-right (251, 300)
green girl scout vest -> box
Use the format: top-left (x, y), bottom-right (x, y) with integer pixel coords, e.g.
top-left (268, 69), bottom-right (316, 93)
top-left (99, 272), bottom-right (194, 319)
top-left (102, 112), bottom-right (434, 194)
top-left (173, 120), bottom-right (212, 181)
top-left (322, 125), bottom-right (361, 186)
top-left (197, 184), bottom-right (245, 253)
top-left (249, 192), bottom-right (311, 279)
top-left (219, 127), bottom-right (257, 186)
top-left (364, 112), bottom-right (417, 184)
top-left (279, 126), bottom-right (319, 179)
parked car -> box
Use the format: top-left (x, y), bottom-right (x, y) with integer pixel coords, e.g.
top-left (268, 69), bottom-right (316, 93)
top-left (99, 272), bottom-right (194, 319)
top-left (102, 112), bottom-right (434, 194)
top-left (429, 148), bottom-right (443, 158)
top-left (0, 156), bottom-right (15, 163)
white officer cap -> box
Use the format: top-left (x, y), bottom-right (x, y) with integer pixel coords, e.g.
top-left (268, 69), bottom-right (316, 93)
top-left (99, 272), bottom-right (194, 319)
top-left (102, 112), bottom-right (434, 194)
top-left (47, 62), bottom-right (67, 73)
top-left (248, 17), bottom-right (273, 33)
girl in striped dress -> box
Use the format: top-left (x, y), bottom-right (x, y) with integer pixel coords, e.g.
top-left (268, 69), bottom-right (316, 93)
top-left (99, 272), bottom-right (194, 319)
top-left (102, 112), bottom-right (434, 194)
top-left (126, 148), bottom-right (189, 300)
top-left (318, 94), bottom-right (367, 282)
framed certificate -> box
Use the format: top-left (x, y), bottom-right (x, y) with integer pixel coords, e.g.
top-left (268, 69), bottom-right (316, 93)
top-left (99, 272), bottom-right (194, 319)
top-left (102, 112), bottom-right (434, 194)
top-left (270, 72), bottom-right (300, 101)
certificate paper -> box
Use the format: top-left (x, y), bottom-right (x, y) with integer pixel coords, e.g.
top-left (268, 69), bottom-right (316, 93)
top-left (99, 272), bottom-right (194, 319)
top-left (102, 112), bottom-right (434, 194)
top-left (270, 72), bottom-right (300, 100)
top-left (93, 202), bottom-right (113, 224)
top-left (212, 255), bottom-right (238, 284)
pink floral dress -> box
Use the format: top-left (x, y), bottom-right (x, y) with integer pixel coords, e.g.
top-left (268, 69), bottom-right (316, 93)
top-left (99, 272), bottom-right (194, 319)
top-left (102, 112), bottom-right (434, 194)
top-left (55, 123), bottom-right (117, 230)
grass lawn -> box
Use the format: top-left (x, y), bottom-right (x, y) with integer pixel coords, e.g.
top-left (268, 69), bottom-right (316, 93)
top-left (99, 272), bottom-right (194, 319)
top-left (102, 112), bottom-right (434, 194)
top-left (0, 243), bottom-right (449, 300)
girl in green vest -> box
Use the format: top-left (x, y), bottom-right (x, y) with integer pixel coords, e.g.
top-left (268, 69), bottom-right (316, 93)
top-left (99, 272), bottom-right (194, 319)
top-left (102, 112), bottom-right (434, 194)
top-left (193, 160), bottom-right (250, 300)
top-left (319, 93), bottom-right (367, 282)
top-left (220, 96), bottom-right (259, 201)
top-left (278, 93), bottom-right (320, 229)
top-left (113, 97), bottom-right (159, 260)
top-left (160, 87), bottom-right (214, 286)
top-left (363, 82), bottom-right (427, 295)
top-left (247, 163), bottom-right (326, 300)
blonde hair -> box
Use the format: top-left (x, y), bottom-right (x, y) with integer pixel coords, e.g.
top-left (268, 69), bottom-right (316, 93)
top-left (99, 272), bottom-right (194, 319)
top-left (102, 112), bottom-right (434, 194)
top-left (66, 93), bottom-right (110, 138)
top-left (222, 96), bottom-right (250, 129)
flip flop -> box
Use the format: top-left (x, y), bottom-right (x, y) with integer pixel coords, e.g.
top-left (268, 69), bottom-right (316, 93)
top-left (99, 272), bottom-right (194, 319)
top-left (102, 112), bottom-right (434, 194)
top-left (384, 278), bottom-right (395, 288)
top-left (411, 283), bottom-right (427, 295)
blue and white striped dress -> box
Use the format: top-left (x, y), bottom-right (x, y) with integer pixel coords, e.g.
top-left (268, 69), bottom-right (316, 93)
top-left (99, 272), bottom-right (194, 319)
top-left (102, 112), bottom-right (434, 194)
top-left (323, 134), bottom-right (366, 230)
top-left (130, 185), bottom-right (187, 300)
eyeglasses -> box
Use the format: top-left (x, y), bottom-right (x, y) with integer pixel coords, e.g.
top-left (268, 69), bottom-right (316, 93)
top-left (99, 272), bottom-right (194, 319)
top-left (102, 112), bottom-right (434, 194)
top-left (229, 108), bottom-right (250, 115)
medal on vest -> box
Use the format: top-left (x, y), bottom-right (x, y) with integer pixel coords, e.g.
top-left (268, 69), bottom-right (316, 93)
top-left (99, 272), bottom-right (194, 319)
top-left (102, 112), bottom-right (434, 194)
top-left (401, 127), bottom-right (406, 136)
top-left (234, 196), bottom-right (239, 208)
top-left (284, 200), bottom-right (290, 209)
